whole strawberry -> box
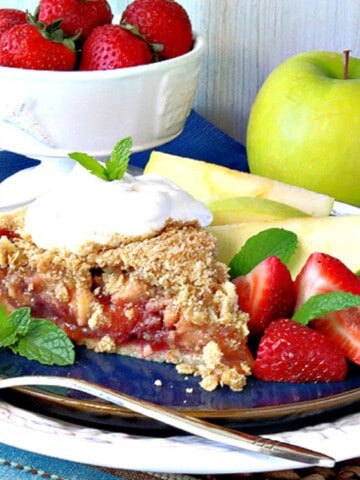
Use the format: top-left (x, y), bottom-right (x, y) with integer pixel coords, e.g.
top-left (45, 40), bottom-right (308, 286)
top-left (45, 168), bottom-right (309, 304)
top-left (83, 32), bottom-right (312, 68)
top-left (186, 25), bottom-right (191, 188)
top-left (0, 8), bottom-right (27, 39)
top-left (38, 0), bottom-right (113, 40)
top-left (79, 24), bottom-right (153, 70)
top-left (0, 20), bottom-right (77, 70)
top-left (254, 318), bottom-right (348, 383)
top-left (121, 0), bottom-right (193, 60)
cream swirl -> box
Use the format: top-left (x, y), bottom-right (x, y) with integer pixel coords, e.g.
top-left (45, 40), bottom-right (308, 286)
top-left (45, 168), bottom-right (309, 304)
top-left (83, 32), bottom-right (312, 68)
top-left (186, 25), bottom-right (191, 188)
top-left (24, 164), bottom-right (213, 253)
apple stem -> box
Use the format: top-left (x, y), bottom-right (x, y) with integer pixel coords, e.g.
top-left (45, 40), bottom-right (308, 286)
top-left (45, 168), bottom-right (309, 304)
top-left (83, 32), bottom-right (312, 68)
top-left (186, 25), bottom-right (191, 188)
top-left (343, 50), bottom-right (351, 79)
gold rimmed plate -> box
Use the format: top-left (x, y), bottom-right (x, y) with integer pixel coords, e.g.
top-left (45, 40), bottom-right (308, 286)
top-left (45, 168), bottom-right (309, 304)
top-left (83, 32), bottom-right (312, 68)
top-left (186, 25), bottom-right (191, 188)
top-left (0, 344), bottom-right (359, 434)
top-left (0, 201), bottom-right (359, 434)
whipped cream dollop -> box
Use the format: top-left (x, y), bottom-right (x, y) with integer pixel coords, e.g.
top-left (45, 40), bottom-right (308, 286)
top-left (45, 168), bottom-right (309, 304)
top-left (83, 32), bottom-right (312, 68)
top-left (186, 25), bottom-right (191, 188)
top-left (24, 164), bottom-right (213, 253)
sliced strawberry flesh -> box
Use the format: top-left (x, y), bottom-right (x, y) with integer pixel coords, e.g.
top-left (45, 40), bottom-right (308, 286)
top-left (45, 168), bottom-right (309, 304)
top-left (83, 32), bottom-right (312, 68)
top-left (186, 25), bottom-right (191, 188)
top-left (313, 309), bottom-right (360, 365)
top-left (295, 252), bottom-right (360, 308)
top-left (295, 252), bottom-right (360, 365)
top-left (233, 256), bottom-right (295, 337)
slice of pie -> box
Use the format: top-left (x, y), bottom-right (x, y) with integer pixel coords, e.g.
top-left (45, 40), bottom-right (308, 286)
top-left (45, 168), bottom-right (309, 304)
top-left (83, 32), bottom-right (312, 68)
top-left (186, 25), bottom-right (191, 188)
top-left (0, 209), bottom-right (253, 392)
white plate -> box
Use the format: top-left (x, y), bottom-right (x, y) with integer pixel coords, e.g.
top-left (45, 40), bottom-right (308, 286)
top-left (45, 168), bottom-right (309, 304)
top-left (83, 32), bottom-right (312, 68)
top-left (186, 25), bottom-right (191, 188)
top-left (0, 400), bottom-right (359, 474)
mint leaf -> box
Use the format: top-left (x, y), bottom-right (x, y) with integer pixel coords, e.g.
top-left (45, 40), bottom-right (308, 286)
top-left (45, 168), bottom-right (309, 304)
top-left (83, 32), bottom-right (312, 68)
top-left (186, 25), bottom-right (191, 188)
top-left (68, 137), bottom-right (132, 181)
top-left (229, 228), bottom-right (298, 277)
top-left (0, 306), bottom-right (17, 347)
top-left (0, 305), bottom-right (75, 366)
top-left (293, 291), bottom-right (360, 325)
top-left (8, 307), bottom-right (32, 336)
top-left (68, 151), bottom-right (108, 180)
top-left (105, 137), bottom-right (132, 181)
top-left (0, 306), bottom-right (31, 347)
top-left (11, 318), bottom-right (75, 366)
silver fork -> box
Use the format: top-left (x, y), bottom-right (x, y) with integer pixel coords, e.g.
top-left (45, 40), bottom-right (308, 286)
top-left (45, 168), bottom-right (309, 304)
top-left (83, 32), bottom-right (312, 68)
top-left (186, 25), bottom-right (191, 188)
top-left (0, 375), bottom-right (335, 467)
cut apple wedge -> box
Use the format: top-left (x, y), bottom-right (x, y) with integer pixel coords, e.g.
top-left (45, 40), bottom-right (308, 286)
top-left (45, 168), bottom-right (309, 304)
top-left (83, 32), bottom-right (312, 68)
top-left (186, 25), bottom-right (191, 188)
top-left (208, 215), bottom-right (360, 277)
top-left (145, 151), bottom-right (334, 216)
top-left (208, 196), bottom-right (309, 225)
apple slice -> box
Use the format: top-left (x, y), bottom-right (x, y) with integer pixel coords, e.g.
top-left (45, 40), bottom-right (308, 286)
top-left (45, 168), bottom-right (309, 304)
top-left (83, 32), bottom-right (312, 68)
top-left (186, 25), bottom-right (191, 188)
top-left (208, 196), bottom-right (309, 225)
top-left (145, 151), bottom-right (334, 216)
top-left (207, 215), bottom-right (360, 277)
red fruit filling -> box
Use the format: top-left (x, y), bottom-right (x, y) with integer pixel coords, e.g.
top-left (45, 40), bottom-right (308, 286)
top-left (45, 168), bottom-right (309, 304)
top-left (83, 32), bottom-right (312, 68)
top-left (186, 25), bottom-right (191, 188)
top-left (0, 228), bottom-right (19, 240)
top-left (0, 263), bottom-right (252, 367)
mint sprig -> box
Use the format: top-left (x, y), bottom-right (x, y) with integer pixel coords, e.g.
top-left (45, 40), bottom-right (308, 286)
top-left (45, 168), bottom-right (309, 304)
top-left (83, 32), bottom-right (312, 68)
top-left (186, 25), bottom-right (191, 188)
top-left (293, 291), bottom-right (360, 325)
top-left (68, 137), bottom-right (132, 181)
top-left (0, 306), bottom-right (75, 366)
top-left (229, 228), bottom-right (298, 277)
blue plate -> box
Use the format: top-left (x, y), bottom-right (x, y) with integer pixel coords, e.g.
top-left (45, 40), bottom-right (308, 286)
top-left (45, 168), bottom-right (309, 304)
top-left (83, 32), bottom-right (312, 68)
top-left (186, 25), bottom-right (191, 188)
top-left (0, 346), bottom-right (359, 433)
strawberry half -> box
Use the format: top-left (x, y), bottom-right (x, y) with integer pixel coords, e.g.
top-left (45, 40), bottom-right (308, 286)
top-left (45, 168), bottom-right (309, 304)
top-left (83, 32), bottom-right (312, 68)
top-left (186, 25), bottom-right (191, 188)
top-left (295, 252), bottom-right (360, 306)
top-left (253, 318), bottom-right (348, 383)
top-left (233, 255), bottom-right (295, 337)
top-left (294, 252), bottom-right (360, 365)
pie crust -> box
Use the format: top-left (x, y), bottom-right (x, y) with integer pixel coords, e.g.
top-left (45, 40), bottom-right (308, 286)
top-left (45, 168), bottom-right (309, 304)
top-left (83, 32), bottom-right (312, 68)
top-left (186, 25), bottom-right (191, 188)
top-left (0, 208), bottom-right (253, 391)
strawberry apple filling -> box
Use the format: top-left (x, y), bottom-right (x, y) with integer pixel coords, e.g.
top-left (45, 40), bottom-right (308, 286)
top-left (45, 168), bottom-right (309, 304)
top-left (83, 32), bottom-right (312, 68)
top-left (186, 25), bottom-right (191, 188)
top-left (0, 260), bottom-right (170, 351)
top-left (0, 256), bottom-right (246, 364)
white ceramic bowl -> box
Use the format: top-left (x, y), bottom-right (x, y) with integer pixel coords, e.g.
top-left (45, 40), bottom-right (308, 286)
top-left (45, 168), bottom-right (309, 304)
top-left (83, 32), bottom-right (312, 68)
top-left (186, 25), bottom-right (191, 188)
top-left (0, 34), bottom-right (204, 161)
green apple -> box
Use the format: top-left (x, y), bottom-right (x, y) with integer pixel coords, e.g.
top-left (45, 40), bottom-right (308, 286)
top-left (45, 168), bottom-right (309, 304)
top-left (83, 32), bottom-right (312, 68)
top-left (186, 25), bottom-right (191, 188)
top-left (145, 151), bottom-right (334, 216)
top-left (208, 215), bottom-right (360, 277)
top-left (208, 196), bottom-right (309, 225)
top-left (247, 50), bottom-right (360, 207)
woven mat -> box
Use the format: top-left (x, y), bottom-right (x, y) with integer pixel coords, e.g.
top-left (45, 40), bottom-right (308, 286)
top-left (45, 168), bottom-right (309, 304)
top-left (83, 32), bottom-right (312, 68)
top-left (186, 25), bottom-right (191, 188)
top-left (97, 458), bottom-right (360, 480)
